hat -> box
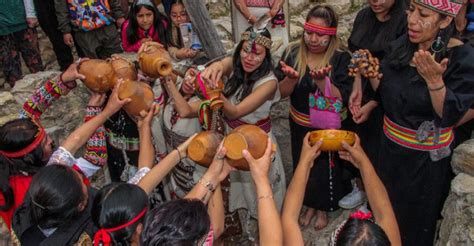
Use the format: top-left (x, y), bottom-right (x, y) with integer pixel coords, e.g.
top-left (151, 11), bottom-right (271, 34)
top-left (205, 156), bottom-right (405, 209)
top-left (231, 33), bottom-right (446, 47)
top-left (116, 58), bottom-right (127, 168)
top-left (414, 0), bottom-right (463, 17)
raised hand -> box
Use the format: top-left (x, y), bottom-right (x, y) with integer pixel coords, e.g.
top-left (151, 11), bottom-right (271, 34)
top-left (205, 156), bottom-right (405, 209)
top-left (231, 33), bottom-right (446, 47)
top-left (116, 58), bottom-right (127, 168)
top-left (412, 50), bottom-right (448, 86)
top-left (349, 84), bottom-right (362, 116)
top-left (338, 135), bottom-right (369, 169)
top-left (205, 142), bottom-right (235, 183)
top-left (103, 80), bottom-right (131, 115)
top-left (279, 61), bottom-right (299, 80)
top-left (310, 65), bottom-right (332, 81)
top-left (87, 91), bottom-right (107, 107)
top-left (243, 137), bottom-right (274, 184)
top-left (137, 103), bottom-right (160, 129)
top-left (299, 132), bottom-right (323, 166)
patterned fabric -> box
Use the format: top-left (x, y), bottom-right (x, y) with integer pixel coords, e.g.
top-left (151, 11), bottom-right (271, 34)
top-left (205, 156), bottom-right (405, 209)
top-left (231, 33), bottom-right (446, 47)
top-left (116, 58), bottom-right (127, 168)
top-left (128, 167), bottom-right (151, 185)
top-left (19, 77), bottom-right (68, 120)
top-left (414, 0), bottom-right (463, 17)
top-left (83, 106), bottom-right (108, 166)
top-left (67, 0), bottom-right (114, 31)
top-left (245, 0), bottom-right (273, 8)
top-left (0, 28), bottom-right (44, 86)
top-left (225, 117), bottom-right (271, 133)
top-left (106, 129), bottom-right (140, 151)
top-left (47, 147), bottom-right (77, 166)
top-left (383, 115), bottom-right (454, 151)
top-left (309, 93), bottom-right (347, 120)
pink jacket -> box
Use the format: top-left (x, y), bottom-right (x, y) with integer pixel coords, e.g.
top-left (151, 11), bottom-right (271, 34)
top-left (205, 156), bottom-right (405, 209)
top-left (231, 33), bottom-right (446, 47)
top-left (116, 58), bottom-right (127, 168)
top-left (121, 19), bottom-right (166, 52)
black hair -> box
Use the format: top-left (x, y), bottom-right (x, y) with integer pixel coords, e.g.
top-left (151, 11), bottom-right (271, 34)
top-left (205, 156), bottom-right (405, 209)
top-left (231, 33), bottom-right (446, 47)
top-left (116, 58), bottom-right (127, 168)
top-left (223, 27), bottom-right (273, 101)
top-left (336, 218), bottom-right (390, 246)
top-left (140, 199), bottom-right (210, 246)
top-left (0, 119), bottom-right (45, 211)
top-left (166, 0), bottom-right (185, 48)
top-left (92, 183), bottom-right (149, 245)
top-left (126, 2), bottom-right (169, 48)
top-left (386, 11), bottom-right (455, 69)
top-left (28, 165), bottom-right (85, 229)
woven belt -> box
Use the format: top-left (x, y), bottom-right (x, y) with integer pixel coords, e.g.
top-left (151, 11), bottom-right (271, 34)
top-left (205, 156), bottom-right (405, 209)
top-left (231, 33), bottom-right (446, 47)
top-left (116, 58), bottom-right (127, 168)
top-left (383, 116), bottom-right (454, 151)
top-left (106, 130), bottom-right (140, 151)
top-left (225, 117), bottom-right (271, 133)
top-left (290, 105), bottom-right (347, 128)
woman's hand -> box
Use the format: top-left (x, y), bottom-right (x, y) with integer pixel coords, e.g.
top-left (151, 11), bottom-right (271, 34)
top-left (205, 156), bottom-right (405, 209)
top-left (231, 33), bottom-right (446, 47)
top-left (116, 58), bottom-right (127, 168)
top-left (137, 103), bottom-right (160, 129)
top-left (299, 132), bottom-right (323, 167)
top-left (243, 137), bottom-right (274, 185)
top-left (138, 41), bottom-right (164, 54)
top-left (349, 82), bottom-right (362, 116)
top-left (353, 101), bottom-right (377, 124)
top-left (204, 142), bottom-right (235, 184)
top-left (201, 61), bottom-right (224, 86)
top-left (279, 61), bottom-right (299, 80)
top-left (176, 133), bottom-right (198, 160)
top-left (412, 50), bottom-right (448, 86)
top-left (103, 80), bottom-right (132, 116)
top-left (178, 48), bottom-right (198, 59)
top-left (338, 135), bottom-right (369, 169)
top-left (87, 91), bottom-right (107, 107)
top-left (309, 65), bottom-right (332, 81)
top-left (61, 58), bottom-right (88, 88)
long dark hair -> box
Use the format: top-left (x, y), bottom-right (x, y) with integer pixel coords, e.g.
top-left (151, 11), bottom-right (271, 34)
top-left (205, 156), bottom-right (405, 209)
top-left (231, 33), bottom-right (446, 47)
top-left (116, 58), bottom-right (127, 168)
top-left (336, 218), bottom-right (390, 246)
top-left (166, 0), bottom-right (185, 48)
top-left (0, 119), bottom-right (45, 211)
top-left (348, 0), bottom-right (407, 58)
top-left (92, 183), bottom-right (149, 245)
top-left (126, 2), bottom-right (169, 47)
top-left (224, 27), bottom-right (273, 101)
top-left (386, 13), bottom-right (455, 69)
top-left (140, 199), bottom-right (210, 246)
top-left (28, 165), bottom-right (85, 229)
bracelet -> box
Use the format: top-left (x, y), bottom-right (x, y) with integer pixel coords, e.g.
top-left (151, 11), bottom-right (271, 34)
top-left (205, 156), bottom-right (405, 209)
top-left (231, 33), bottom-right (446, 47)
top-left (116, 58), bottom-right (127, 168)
top-left (175, 148), bottom-right (183, 161)
top-left (198, 177), bottom-right (215, 192)
top-left (258, 195), bottom-right (273, 201)
top-left (428, 84), bottom-right (445, 91)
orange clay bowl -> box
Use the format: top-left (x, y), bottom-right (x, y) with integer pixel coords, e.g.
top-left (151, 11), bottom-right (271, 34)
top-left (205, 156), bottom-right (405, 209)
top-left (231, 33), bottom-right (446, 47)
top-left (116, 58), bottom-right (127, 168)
top-left (118, 80), bottom-right (155, 117)
top-left (194, 78), bottom-right (224, 110)
top-left (223, 125), bottom-right (268, 171)
top-left (309, 130), bottom-right (356, 151)
top-left (138, 45), bottom-right (173, 78)
top-left (108, 55), bottom-right (137, 82)
top-left (188, 131), bottom-right (224, 167)
top-left (78, 59), bottom-right (116, 93)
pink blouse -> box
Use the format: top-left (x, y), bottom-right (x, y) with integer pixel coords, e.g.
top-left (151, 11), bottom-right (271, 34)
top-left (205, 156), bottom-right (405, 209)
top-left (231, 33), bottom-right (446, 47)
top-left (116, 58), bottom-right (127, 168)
top-left (121, 19), bottom-right (167, 52)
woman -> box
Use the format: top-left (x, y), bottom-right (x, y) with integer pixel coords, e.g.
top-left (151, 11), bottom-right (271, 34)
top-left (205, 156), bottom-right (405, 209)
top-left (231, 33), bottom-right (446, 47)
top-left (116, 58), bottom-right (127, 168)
top-left (340, 0), bottom-right (408, 210)
top-left (232, 0), bottom-right (288, 47)
top-left (354, 0), bottom-right (474, 244)
top-left (122, 0), bottom-right (168, 52)
top-left (275, 5), bottom-right (352, 230)
top-left (202, 27), bottom-right (286, 222)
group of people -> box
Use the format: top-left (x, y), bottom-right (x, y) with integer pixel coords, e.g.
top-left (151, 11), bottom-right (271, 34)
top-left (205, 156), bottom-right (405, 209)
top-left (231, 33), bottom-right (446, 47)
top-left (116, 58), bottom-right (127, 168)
top-left (1, 0), bottom-right (474, 245)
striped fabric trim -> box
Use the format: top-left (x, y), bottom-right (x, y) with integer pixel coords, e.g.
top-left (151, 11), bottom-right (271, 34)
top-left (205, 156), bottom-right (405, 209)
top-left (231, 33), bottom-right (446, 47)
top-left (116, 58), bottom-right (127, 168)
top-left (383, 116), bottom-right (454, 151)
top-left (414, 0), bottom-right (463, 17)
top-left (225, 117), bottom-right (272, 133)
top-left (289, 105), bottom-right (313, 128)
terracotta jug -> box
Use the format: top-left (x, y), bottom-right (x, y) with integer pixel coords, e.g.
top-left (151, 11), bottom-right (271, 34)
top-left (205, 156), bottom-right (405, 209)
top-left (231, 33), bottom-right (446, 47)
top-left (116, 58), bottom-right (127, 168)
top-left (138, 45), bottom-right (173, 78)
top-left (78, 59), bottom-right (116, 93)
top-left (194, 73), bottom-right (224, 110)
top-left (118, 80), bottom-right (155, 117)
top-left (223, 125), bottom-right (269, 171)
top-left (187, 131), bottom-right (224, 167)
top-left (309, 130), bottom-right (356, 151)
top-left (108, 55), bottom-right (137, 82)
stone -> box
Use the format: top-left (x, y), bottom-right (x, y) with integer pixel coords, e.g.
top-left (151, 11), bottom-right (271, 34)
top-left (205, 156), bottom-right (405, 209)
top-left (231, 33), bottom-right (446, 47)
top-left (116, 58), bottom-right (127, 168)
top-left (451, 173), bottom-right (474, 196)
top-left (452, 139), bottom-right (474, 176)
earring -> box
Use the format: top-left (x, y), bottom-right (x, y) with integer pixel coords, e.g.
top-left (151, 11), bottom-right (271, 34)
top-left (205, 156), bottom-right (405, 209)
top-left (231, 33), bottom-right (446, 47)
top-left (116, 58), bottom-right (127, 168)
top-left (431, 35), bottom-right (445, 54)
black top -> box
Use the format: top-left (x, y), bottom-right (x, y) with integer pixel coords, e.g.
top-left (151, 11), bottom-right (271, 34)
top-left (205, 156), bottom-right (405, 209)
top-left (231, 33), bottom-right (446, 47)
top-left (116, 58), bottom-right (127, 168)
top-left (379, 36), bottom-right (474, 128)
top-left (349, 5), bottom-right (407, 60)
top-left (275, 44), bottom-right (353, 114)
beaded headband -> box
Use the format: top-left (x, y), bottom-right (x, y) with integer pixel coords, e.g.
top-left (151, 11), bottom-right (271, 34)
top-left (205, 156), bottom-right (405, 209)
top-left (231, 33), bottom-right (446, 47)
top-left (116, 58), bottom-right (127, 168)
top-left (241, 31), bottom-right (273, 51)
top-left (304, 22), bottom-right (337, 36)
top-left (414, 0), bottom-right (463, 17)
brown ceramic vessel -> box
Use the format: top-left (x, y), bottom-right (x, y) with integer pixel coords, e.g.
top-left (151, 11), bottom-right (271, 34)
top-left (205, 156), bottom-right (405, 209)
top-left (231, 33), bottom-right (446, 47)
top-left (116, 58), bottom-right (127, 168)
top-left (309, 130), bottom-right (356, 151)
top-left (195, 75), bottom-right (224, 110)
top-left (78, 59), bottom-right (116, 93)
top-left (118, 80), bottom-right (155, 117)
top-left (188, 131), bottom-right (224, 167)
top-left (108, 55), bottom-right (137, 82)
top-left (138, 45), bottom-right (173, 78)
top-left (223, 125), bottom-right (268, 171)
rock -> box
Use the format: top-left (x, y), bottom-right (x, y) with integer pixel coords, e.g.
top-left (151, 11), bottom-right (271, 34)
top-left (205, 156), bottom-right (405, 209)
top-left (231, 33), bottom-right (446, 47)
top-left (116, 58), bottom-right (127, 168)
top-left (0, 91), bottom-right (21, 126)
top-left (452, 139), bottom-right (474, 176)
top-left (436, 173), bottom-right (474, 246)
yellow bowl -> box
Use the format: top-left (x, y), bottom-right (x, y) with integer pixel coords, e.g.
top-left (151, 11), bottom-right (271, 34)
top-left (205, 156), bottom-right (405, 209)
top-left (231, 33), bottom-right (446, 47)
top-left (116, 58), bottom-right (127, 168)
top-left (309, 130), bottom-right (356, 151)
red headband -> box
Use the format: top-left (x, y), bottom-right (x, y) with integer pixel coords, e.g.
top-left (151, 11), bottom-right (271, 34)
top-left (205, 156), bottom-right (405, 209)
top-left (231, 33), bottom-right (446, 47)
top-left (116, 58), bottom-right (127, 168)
top-left (349, 211), bottom-right (373, 220)
top-left (304, 22), bottom-right (337, 36)
top-left (93, 207), bottom-right (147, 246)
top-left (0, 127), bottom-right (46, 158)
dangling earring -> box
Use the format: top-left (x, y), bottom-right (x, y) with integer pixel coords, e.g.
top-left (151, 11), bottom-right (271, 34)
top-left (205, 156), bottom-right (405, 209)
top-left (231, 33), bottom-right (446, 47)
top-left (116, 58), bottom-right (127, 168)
top-left (431, 35), bottom-right (445, 54)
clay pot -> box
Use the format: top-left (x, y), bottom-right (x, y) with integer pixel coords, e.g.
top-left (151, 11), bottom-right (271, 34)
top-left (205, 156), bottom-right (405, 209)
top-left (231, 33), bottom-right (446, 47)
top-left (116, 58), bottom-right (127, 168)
top-left (78, 59), bottom-right (116, 93)
top-left (223, 125), bottom-right (268, 171)
top-left (138, 45), bottom-right (173, 78)
top-left (309, 130), bottom-right (356, 151)
top-left (194, 74), bottom-right (224, 110)
top-left (187, 131), bottom-right (224, 167)
top-left (118, 80), bottom-right (155, 117)
top-left (108, 55), bottom-right (137, 82)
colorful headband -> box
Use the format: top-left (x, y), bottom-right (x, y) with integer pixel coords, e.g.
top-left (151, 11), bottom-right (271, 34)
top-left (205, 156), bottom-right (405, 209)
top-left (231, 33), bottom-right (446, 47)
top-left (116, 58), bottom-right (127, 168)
top-left (93, 207), bottom-right (148, 246)
top-left (304, 22), bottom-right (337, 36)
top-left (241, 31), bottom-right (273, 50)
top-left (0, 127), bottom-right (46, 158)
top-left (414, 0), bottom-right (463, 17)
